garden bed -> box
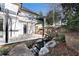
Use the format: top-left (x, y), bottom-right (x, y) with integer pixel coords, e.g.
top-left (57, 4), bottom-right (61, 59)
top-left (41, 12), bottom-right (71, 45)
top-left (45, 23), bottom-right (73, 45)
top-left (46, 42), bottom-right (79, 56)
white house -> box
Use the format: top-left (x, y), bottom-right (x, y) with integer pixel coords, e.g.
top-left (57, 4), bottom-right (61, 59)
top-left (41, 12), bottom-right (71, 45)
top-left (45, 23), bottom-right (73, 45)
top-left (0, 3), bottom-right (39, 43)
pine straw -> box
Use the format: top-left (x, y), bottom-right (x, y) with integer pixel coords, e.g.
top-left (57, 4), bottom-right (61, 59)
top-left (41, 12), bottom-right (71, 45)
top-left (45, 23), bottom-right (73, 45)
top-left (46, 42), bottom-right (79, 56)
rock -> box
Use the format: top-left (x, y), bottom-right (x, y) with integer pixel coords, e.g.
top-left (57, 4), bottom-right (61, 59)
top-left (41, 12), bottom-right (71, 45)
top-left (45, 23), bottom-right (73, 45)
top-left (36, 39), bottom-right (42, 43)
top-left (30, 47), bottom-right (39, 55)
top-left (44, 40), bottom-right (56, 48)
top-left (39, 47), bottom-right (49, 56)
top-left (8, 43), bottom-right (34, 56)
top-left (36, 39), bottom-right (44, 49)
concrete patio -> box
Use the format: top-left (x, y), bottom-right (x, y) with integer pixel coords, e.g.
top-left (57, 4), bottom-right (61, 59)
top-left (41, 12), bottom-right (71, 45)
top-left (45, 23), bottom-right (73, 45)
top-left (0, 34), bottom-right (42, 45)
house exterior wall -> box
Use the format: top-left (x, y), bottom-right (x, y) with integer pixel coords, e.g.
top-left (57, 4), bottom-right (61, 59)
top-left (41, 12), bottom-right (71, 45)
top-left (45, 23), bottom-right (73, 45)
top-left (5, 3), bottom-right (20, 14)
top-left (19, 9), bottom-right (37, 35)
top-left (0, 3), bottom-right (38, 42)
top-left (0, 13), bottom-right (5, 41)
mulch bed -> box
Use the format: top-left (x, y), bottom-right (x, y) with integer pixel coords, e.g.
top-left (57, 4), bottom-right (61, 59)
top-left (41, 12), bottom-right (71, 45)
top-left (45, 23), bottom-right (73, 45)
top-left (46, 42), bottom-right (79, 56)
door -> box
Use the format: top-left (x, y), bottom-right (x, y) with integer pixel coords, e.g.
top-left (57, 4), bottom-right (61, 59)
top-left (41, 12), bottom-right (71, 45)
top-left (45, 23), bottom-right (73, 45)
top-left (23, 25), bottom-right (27, 34)
top-left (0, 18), bottom-right (3, 38)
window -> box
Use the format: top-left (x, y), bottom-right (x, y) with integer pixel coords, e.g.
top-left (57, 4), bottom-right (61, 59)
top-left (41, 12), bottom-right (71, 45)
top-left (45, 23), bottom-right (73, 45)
top-left (28, 14), bottom-right (34, 20)
top-left (0, 4), bottom-right (1, 11)
top-left (23, 25), bottom-right (27, 34)
top-left (0, 19), bottom-right (3, 31)
top-left (0, 3), bottom-right (5, 12)
top-left (0, 18), bottom-right (3, 37)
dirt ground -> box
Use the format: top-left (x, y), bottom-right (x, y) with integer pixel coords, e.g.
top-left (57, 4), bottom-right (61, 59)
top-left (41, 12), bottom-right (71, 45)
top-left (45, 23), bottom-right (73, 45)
top-left (46, 42), bottom-right (79, 56)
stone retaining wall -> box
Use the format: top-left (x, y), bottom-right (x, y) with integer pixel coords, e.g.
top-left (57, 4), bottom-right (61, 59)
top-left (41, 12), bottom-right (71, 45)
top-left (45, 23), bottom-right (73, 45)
top-left (0, 38), bottom-right (42, 53)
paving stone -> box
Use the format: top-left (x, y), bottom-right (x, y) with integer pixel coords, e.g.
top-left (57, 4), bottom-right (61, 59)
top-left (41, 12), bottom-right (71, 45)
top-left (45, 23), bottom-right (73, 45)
top-left (8, 43), bottom-right (34, 56)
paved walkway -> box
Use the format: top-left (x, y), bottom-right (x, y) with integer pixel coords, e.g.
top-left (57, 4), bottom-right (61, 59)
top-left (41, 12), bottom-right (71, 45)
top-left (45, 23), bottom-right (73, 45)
top-left (8, 43), bottom-right (34, 56)
top-left (0, 34), bottom-right (42, 45)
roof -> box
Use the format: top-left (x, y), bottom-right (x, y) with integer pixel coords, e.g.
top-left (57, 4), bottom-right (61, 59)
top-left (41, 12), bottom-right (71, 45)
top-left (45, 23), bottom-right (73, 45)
top-left (12, 3), bottom-right (21, 6)
top-left (12, 3), bottom-right (39, 16)
top-left (20, 7), bottom-right (39, 16)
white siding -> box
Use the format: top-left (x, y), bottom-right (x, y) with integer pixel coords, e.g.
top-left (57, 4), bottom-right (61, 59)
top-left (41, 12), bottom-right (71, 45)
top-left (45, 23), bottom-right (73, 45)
top-left (5, 3), bottom-right (19, 14)
top-left (0, 3), bottom-right (38, 42)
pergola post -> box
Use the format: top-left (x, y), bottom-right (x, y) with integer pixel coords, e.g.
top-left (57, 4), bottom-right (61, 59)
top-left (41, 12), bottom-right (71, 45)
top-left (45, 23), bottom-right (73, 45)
top-left (37, 17), bottom-right (45, 40)
top-left (42, 18), bottom-right (44, 37)
top-left (5, 9), bottom-right (9, 43)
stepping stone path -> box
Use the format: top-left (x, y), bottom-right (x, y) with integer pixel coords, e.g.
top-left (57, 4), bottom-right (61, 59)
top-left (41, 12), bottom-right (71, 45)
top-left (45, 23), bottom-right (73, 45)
top-left (8, 43), bottom-right (34, 56)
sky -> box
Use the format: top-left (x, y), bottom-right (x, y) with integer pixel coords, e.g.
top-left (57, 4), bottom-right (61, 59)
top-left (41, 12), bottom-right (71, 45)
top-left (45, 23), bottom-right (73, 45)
top-left (22, 3), bottom-right (50, 16)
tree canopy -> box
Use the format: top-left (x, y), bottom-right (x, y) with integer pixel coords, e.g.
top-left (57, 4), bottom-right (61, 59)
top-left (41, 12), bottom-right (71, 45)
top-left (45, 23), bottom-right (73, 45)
top-left (46, 10), bottom-right (61, 25)
top-left (61, 3), bottom-right (79, 31)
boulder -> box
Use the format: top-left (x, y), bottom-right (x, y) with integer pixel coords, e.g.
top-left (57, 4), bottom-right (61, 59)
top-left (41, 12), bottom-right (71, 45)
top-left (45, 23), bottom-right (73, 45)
top-left (44, 40), bottom-right (56, 48)
top-left (39, 47), bottom-right (49, 56)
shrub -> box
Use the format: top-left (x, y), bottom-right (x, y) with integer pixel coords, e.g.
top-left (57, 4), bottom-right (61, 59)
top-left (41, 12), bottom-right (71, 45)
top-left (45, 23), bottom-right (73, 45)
top-left (0, 48), bottom-right (9, 55)
top-left (58, 33), bottom-right (65, 42)
top-left (55, 33), bottom-right (65, 43)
